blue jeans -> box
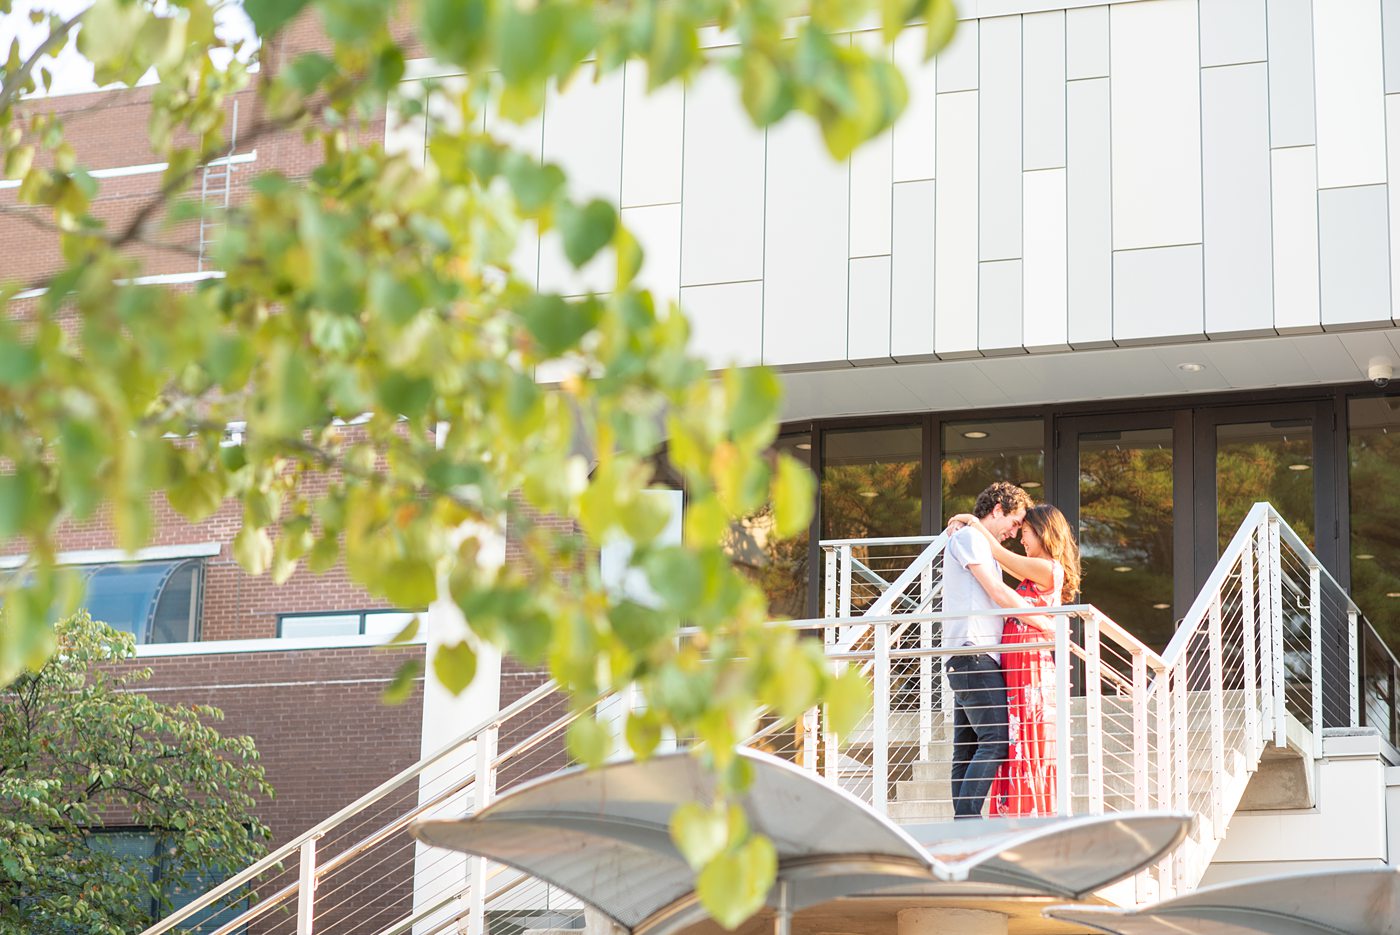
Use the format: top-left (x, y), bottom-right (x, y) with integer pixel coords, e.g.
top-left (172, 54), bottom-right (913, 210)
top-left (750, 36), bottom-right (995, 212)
top-left (947, 652), bottom-right (1009, 819)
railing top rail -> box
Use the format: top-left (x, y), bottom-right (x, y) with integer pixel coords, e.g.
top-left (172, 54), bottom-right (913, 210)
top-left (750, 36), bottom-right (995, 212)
top-left (141, 677), bottom-right (561, 935)
top-left (818, 535), bottom-right (941, 548)
top-left (1274, 517), bottom-right (1363, 619)
top-left (1162, 502), bottom-right (1274, 663)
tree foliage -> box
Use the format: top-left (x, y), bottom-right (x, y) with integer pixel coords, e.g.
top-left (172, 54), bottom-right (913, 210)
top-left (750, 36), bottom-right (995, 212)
top-left (0, 0), bottom-right (956, 922)
top-left (0, 613), bottom-right (271, 933)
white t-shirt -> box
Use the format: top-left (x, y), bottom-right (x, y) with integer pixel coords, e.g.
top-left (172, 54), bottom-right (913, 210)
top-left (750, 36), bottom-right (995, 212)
top-left (942, 526), bottom-right (1005, 663)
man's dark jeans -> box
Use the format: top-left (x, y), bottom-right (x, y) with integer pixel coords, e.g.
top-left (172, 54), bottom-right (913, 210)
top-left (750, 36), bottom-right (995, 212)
top-left (947, 652), bottom-right (1009, 819)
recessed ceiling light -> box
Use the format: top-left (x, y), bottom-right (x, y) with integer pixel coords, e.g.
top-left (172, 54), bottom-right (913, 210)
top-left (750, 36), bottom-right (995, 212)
top-left (795, 442), bottom-right (812, 450)
top-left (1358, 553), bottom-right (1376, 561)
top-left (858, 489), bottom-right (878, 499)
top-left (1288, 463), bottom-right (1310, 472)
top-left (1177, 362), bottom-right (1206, 373)
top-left (1022, 481), bottom-right (1042, 489)
top-left (962, 430), bottom-right (989, 439)
top-left (1152, 603), bottom-right (1171, 610)
top-left (1113, 565), bottom-right (1132, 573)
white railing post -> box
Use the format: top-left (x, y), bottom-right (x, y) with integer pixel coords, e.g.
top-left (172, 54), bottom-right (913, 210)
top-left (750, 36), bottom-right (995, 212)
top-left (469, 726), bottom-right (498, 935)
top-left (838, 544), bottom-right (853, 619)
top-left (1350, 610), bottom-right (1361, 728)
top-left (1084, 615), bottom-right (1104, 814)
top-left (1241, 539), bottom-right (1260, 756)
top-left (1153, 663), bottom-right (1173, 896)
top-left (1310, 563), bottom-right (1324, 756)
top-left (1131, 649), bottom-right (1148, 812)
top-left (823, 547), bottom-right (838, 618)
top-left (296, 837), bottom-right (316, 935)
top-left (872, 622), bottom-right (890, 812)
top-left (1254, 524), bottom-right (1275, 746)
top-left (919, 563), bottom-right (933, 762)
top-left (802, 706), bottom-right (820, 773)
top-left (1172, 666), bottom-right (1189, 886)
top-left (1208, 595), bottom-right (1226, 831)
top-left (1269, 517), bottom-right (1287, 746)
top-left (1055, 618), bottom-right (1072, 816)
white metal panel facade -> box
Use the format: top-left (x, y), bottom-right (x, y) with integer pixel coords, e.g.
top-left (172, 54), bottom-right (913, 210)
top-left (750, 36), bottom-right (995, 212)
top-left (403, 0), bottom-right (1400, 379)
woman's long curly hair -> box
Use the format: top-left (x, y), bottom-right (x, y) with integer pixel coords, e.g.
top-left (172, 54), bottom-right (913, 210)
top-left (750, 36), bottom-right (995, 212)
top-left (1025, 504), bottom-right (1081, 604)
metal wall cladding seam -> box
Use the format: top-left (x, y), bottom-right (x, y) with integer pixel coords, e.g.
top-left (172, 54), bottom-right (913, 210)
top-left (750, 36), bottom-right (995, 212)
top-left (978, 259), bottom-right (1025, 354)
top-left (1067, 77), bottom-right (1113, 348)
top-left (934, 91), bottom-right (981, 358)
top-left (1199, 0), bottom-right (1268, 66)
top-left (679, 67), bottom-right (766, 286)
top-left (1313, 0), bottom-right (1387, 188)
top-left (1388, 95), bottom-right (1400, 322)
top-left (1066, 4), bottom-right (1109, 80)
top-left (538, 70), bottom-right (624, 295)
top-left (1270, 146), bottom-right (1323, 333)
top-left (1202, 63), bottom-right (1275, 337)
top-left (1319, 185), bottom-right (1392, 329)
top-left (849, 255), bottom-right (895, 364)
top-left (891, 180), bottom-right (938, 361)
top-left (1109, 0), bottom-right (1203, 251)
top-left (1266, 0), bottom-right (1318, 147)
top-left (1023, 10), bottom-right (1067, 171)
top-left (979, 15), bottom-right (1023, 261)
top-left (762, 116), bottom-right (850, 367)
top-left (621, 62), bottom-right (683, 208)
top-left (681, 281), bottom-right (763, 368)
top-left (1023, 167), bottom-right (1070, 351)
top-left (1113, 244), bottom-right (1205, 344)
top-left (893, 30), bottom-right (938, 182)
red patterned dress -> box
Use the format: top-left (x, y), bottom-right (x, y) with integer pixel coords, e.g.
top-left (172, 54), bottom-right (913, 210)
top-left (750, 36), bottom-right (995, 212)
top-left (989, 564), bottom-right (1061, 817)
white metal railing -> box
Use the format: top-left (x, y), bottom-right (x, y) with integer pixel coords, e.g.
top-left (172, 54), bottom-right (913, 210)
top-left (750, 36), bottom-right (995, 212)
top-left (147, 504), bottom-right (1381, 933)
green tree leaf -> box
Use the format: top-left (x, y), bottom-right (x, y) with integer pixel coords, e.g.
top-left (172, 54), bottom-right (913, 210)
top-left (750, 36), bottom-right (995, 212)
top-left (695, 834), bottom-right (778, 930)
top-left (433, 640), bottom-right (478, 695)
top-left (558, 198), bottom-right (617, 268)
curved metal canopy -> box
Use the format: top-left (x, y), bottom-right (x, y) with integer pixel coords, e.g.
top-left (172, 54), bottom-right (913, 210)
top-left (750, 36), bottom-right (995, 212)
top-left (411, 749), bottom-right (1191, 935)
top-left (1046, 866), bottom-right (1400, 935)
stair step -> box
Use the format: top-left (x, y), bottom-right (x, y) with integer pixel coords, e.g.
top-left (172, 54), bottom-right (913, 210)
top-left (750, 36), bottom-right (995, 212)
top-left (887, 798), bottom-right (956, 822)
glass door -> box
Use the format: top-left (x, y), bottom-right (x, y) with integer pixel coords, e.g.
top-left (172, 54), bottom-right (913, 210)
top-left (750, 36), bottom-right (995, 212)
top-left (1192, 401), bottom-right (1337, 584)
top-left (1055, 413), bottom-right (1191, 652)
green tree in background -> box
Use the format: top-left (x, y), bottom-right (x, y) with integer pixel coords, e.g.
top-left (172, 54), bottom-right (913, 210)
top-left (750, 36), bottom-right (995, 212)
top-left (0, 613), bottom-right (271, 933)
top-left (0, 0), bottom-right (957, 923)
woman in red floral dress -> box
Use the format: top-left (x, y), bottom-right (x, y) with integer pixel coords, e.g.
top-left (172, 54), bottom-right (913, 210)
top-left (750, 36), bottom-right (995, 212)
top-left (946, 505), bottom-right (1081, 817)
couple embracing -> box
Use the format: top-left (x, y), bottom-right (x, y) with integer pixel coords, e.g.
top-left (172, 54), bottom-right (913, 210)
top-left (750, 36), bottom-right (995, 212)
top-left (941, 482), bottom-right (1082, 820)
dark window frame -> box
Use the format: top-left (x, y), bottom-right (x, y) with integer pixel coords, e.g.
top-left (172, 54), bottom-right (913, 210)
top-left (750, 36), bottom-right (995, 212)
top-left (276, 608), bottom-right (419, 638)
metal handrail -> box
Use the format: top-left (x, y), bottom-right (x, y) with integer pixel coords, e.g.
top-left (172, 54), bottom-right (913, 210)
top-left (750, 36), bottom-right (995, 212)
top-left (818, 535), bottom-right (940, 548)
top-left (142, 678), bottom-right (561, 935)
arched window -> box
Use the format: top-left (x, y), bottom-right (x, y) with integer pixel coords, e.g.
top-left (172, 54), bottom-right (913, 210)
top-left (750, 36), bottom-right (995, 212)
top-left (80, 560), bottom-right (204, 645)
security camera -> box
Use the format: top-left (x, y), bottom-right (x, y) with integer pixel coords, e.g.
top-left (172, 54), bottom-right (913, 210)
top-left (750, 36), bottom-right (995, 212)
top-left (1369, 357), bottom-right (1393, 388)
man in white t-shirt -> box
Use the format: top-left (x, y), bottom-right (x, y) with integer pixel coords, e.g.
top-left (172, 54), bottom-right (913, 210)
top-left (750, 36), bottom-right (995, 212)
top-left (942, 481), bottom-right (1035, 818)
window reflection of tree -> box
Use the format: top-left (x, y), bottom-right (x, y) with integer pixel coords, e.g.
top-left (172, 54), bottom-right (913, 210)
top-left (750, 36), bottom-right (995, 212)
top-left (1079, 444), bottom-right (1175, 646)
top-left (1350, 415), bottom-right (1400, 653)
top-left (723, 502), bottom-right (809, 621)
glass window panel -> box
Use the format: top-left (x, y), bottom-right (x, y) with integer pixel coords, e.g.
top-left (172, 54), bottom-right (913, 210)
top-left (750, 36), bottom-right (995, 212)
top-left (280, 614), bottom-right (361, 638)
top-left (1078, 427), bottom-right (1175, 650)
top-left (724, 434), bottom-right (812, 620)
top-left (82, 563), bottom-right (176, 644)
top-left (821, 425), bottom-right (922, 613)
top-left (1216, 420), bottom-right (1314, 553)
top-left (148, 561), bottom-right (201, 645)
top-left (1349, 397), bottom-right (1400, 652)
top-left (364, 611), bottom-right (418, 638)
top-left (941, 419), bottom-right (1044, 557)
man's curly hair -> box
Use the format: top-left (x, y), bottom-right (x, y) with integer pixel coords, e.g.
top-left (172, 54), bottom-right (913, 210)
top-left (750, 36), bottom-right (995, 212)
top-left (972, 481), bottom-right (1034, 520)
